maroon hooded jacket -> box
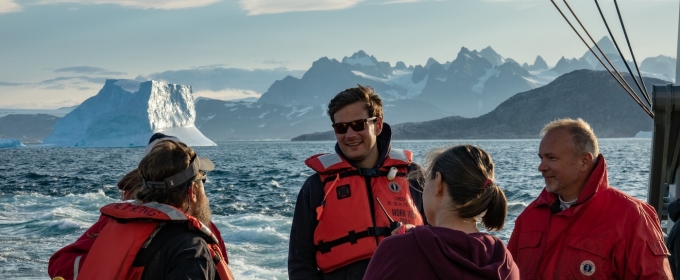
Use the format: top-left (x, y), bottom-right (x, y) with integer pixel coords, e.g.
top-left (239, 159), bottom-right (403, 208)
top-left (363, 226), bottom-right (519, 280)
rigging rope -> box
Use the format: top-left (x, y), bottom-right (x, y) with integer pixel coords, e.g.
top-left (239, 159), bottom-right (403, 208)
top-left (612, 0), bottom-right (651, 104)
top-left (561, 0), bottom-right (645, 110)
top-left (550, 0), bottom-right (654, 118)
top-left (593, 0), bottom-right (652, 107)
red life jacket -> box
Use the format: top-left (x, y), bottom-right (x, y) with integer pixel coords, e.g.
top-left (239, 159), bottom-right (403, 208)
top-left (306, 149), bottom-right (424, 272)
top-left (77, 201), bottom-right (235, 280)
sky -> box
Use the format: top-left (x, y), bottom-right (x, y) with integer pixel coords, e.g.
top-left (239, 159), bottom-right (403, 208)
top-left (0, 0), bottom-right (677, 108)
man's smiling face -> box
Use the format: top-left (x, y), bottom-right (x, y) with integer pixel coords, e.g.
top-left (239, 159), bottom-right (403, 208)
top-left (333, 101), bottom-right (382, 168)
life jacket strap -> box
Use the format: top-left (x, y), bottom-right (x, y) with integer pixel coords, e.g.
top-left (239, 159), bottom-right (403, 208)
top-left (314, 227), bottom-right (392, 254)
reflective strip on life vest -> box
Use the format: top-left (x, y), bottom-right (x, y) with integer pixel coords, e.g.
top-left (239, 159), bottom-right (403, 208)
top-left (131, 201), bottom-right (188, 220)
top-left (73, 255), bottom-right (81, 280)
top-left (389, 149), bottom-right (408, 162)
top-left (318, 153), bottom-right (343, 169)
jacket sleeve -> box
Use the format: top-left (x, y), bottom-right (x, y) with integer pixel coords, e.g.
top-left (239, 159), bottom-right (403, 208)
top-left (288, 174), bottom-right (324, 280)
top-left (507, 216), bottom-right (520, 259)
top-left (407, 163), bottom-right (428, 225)
top-left (48, 215), bottom-right (111, 280)
top-left (619, 205), bottom-right (673, 279)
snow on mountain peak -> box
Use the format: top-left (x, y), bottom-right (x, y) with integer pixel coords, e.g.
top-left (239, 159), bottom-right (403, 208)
top-left (343, 50), bottom-right (377, 66)
top-left (44, 79), bottom-right (215, 147)
top-left (479, 46), bottom-right (505, 66)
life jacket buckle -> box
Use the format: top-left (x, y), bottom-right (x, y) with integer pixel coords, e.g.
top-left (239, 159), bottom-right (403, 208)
top-left (316, 241), bottom-right (331, 253)
top-left (347, 230), bottom-right (357, 244)
top-left (358, 168), bottom-right (379, 176)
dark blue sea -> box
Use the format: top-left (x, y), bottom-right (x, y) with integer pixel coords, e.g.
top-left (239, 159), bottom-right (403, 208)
top-left (0, 139), bottom-right (652, 279)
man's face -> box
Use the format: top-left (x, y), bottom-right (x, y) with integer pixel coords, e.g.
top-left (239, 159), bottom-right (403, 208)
top-left (538, 129), bottom-right (582, 198)
top-left (333, 101), bottom-right (383, 168)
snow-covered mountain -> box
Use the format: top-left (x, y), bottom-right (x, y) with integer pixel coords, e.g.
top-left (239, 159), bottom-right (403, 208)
top-left (194, 97), bottom-right (447, 140)
top-left (550, 36), bottom-right (656, 78)
top-left (641, 55), bottom-right (676, 82)
top-left (522, 56), bottom-right (548, 71)
top-left (14, 41), bottom-right (676, 141)
top-left (257, 48), bottom-right (546, 118)
top-left (44, 79), bottom-right (215, 147)
top-left (414, 47), bottom-right (541, 117)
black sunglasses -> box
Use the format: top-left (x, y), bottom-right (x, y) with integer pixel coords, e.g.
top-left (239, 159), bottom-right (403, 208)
top-left (332, 117), bottom-right (377, 134)
top-left (195, 172), bottom-right (207, 184)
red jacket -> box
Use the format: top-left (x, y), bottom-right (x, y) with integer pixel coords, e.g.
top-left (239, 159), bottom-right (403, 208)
top-left (508, 156), bottom-right (672, 279)
top-left (48, 207), bottom-right (229, 280)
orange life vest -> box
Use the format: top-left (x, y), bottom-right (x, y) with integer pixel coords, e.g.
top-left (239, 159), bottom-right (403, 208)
top-left (77, 201), bottom-right (235, 280)
top-left (306, 149), bottom-right (424, 272)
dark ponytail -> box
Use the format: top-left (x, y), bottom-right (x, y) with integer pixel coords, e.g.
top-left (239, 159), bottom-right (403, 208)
top-left (424, 145), bottom-right (508, 231)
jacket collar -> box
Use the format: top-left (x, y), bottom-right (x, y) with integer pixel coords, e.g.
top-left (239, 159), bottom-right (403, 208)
top-left (535, 155), bottom-right (609, 208)
top-left (334, 122), bottom-right (392, 169)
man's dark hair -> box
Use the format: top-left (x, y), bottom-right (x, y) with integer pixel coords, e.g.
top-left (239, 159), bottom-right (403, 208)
top-left (136, 140), bottom-right (201, 207)
top-left (327, 84), bottom-right (383, 123)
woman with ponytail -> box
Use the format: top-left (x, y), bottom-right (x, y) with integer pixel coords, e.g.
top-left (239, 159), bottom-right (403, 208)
top-left (364, 145), bottom-right (519, 280)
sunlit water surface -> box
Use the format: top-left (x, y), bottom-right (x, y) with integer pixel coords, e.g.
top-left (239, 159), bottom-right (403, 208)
top-left (0, 139), bottom-right (652, 279)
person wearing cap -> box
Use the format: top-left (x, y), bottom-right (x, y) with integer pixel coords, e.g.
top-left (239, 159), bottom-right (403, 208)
top-left (48, 134), bottom-right (231, 280)
top-left (50, 140), bottom-right (234, 280)
top-left (507, 118), bottom-right (671, 279)
top-left (288, 85), bottom-right (426, 280)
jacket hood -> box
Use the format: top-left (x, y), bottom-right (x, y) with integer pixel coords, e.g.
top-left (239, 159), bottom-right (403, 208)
top-left (669, 199), bottom-right (680, 222)
top-left (334, 122), bottom-right (392, 168)
top-left (412, 226), bottom-right (516, 279)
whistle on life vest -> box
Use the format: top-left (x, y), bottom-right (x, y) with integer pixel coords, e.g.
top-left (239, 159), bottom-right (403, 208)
top-left (387, 167), bottom-right (398, 181)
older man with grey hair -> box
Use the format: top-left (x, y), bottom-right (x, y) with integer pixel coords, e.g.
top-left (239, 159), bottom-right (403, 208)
top-left (508, 118), bottom-right (671, 279)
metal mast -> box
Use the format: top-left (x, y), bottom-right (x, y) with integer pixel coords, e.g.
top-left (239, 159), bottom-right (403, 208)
top-left (647, 3), bottom-right (680, 227)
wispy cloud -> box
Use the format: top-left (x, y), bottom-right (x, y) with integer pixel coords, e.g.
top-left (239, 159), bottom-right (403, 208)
top-left (379, 0), bottom-right (421, 4)
top-left (262, 59), bottom-right (290, 67)
top-left (38, 76), bottom-right (106, 85)
top-left (239, 0), bottom-right (365, 16)
top-left (54, 66), bottom-right (126, 76)
top-left (193, 88), bottom-right (261, 101)
top-left (0, 76), bottom-right (103, 109)
top-left (33, 0), bottom-right (220, 10)
top-left (0, 99), bottom-right (81, 109)
top-left (143, 66), bottom-right (304, 93)
top-left (0, 81), bottom-right (24, 86)
top-left (0, 0), bottom-right (22, 14)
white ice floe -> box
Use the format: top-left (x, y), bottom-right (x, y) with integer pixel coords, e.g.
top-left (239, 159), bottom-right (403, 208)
top-left (43, 79), bottom-right (215, 147)
top-left (0, 138), bottom-right (24, 148)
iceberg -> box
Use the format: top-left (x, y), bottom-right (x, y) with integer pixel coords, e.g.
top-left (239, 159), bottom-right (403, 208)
top-left (0, 138), bottom-right (25, 148)
top-left (44, 79), bottom-right (216, 147)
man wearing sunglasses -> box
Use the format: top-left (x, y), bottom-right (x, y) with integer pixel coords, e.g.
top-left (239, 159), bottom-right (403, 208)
top-left (289, 85), bottom-right (426, 280)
